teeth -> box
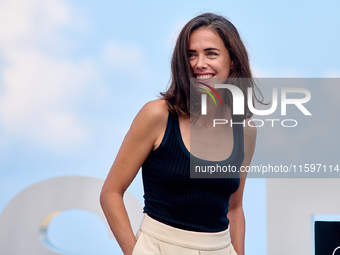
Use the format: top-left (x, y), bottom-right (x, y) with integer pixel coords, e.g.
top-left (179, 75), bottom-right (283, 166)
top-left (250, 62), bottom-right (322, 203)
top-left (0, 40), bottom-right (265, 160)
top-left (197, 75), bottom-right (213, 80)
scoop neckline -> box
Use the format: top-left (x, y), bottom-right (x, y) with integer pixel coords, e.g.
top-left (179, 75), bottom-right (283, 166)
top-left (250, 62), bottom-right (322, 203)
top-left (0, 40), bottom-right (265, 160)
top-left (174, 116), bottom-right (239, 165)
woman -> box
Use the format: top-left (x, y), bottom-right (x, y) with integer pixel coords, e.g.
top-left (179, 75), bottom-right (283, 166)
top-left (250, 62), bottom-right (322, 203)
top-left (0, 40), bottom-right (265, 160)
top-left (100, 13), bottom-right (259, 255)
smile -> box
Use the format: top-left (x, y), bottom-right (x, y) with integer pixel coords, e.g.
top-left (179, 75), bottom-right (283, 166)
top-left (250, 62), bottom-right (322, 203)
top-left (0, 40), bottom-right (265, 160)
top-left (196, 74), bottom-right (214, 81)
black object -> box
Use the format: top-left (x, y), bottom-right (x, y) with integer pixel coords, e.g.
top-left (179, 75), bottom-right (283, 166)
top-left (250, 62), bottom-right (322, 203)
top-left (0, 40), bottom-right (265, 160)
top-left (315, 221), bottom-right (340, 255)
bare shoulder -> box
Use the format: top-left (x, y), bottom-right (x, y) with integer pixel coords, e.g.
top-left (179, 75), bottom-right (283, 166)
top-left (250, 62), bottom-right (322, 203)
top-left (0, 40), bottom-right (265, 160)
top-left (129, 99), bottom-right (169, 147)
top-left (140, 99), bottom-right (169, 118)
top-left (135, 99), bottom-right (169, 128)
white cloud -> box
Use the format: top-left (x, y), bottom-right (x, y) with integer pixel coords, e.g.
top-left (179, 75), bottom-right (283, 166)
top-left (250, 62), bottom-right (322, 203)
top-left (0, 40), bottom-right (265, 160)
top-left (0, 0), bottom-right (96, 149)
top-left (323, 70), bottom-right (340, 78)
top-left (0, 0), bottom-right (72, 50)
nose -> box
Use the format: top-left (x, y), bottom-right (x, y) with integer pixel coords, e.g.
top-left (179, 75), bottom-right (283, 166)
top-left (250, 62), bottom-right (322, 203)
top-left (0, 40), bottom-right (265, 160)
top-left (195, 55), bottom-right (207, 70)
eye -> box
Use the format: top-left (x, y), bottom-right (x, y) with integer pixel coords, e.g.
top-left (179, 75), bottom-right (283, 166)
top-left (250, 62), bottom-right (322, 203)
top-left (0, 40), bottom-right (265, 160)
top-left (187, 52), bottom-right (197, 60)
top-left (207, 51), bottom-right (218, 57)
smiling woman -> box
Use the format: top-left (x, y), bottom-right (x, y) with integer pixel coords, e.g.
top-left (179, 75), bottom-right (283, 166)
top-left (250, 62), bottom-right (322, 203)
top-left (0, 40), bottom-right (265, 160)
top-left (100, 12), bottom-right (261, 255)
top-left (188, 27), bottom-right (233, 82)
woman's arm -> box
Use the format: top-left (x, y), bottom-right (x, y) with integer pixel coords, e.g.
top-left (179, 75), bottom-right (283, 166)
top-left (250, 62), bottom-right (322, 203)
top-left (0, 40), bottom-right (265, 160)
top-left (228, 119), bottom-right (257, 255)
top-left (100, 100), bottom-right (168, 255)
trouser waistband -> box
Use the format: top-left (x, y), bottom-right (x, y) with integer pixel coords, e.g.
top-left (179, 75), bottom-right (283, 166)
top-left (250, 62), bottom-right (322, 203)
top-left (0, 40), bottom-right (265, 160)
top-left (139, 214), bottom-right (231, 251)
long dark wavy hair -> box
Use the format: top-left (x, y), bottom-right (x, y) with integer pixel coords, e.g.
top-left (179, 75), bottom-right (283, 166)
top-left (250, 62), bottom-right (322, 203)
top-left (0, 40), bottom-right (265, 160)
top-left (161, 12), bottom-right (263, 120)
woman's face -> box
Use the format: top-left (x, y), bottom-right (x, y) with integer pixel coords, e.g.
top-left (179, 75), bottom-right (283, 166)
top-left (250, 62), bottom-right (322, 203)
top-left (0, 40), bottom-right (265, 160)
top-left (188, 27), bottom-right (233, 84)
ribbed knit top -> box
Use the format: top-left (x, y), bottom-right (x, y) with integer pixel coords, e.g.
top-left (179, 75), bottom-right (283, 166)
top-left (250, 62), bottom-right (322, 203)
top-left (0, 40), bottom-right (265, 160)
top-left (142, 111), bottom-right (244, 232)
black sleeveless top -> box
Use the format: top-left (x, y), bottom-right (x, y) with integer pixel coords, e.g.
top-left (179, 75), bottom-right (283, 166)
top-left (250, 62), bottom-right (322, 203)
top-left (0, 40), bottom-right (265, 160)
top-left (142, 112), bottom-right (244, 232)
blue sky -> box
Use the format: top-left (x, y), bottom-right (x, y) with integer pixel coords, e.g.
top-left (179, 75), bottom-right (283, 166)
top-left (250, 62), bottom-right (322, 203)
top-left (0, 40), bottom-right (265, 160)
top-left (0, 0), bottom-right (339, 254)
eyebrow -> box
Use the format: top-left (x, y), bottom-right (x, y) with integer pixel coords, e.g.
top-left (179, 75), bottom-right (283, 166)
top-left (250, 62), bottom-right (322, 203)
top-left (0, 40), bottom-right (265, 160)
top-left (188, 48), bottom-right (220, 52)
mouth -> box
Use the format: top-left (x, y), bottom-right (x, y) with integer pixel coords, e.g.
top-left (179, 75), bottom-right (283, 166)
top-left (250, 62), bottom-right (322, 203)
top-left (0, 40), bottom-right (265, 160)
top-left (195, 74), bottom-right (215, 81)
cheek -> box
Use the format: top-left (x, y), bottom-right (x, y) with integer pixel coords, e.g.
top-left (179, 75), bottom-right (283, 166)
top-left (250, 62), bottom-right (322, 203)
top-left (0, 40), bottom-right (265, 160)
top-left (189, 60), bottom-right (196, 70)
top-left (219, 61), bottom-right (232, 76)
top-left (223, 59), bottom-right (232, 69)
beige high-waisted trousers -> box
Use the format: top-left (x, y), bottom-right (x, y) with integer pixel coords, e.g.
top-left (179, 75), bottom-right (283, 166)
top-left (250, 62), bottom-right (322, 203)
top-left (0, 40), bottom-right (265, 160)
top-left (132, 214), bottom-right (238, 255)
